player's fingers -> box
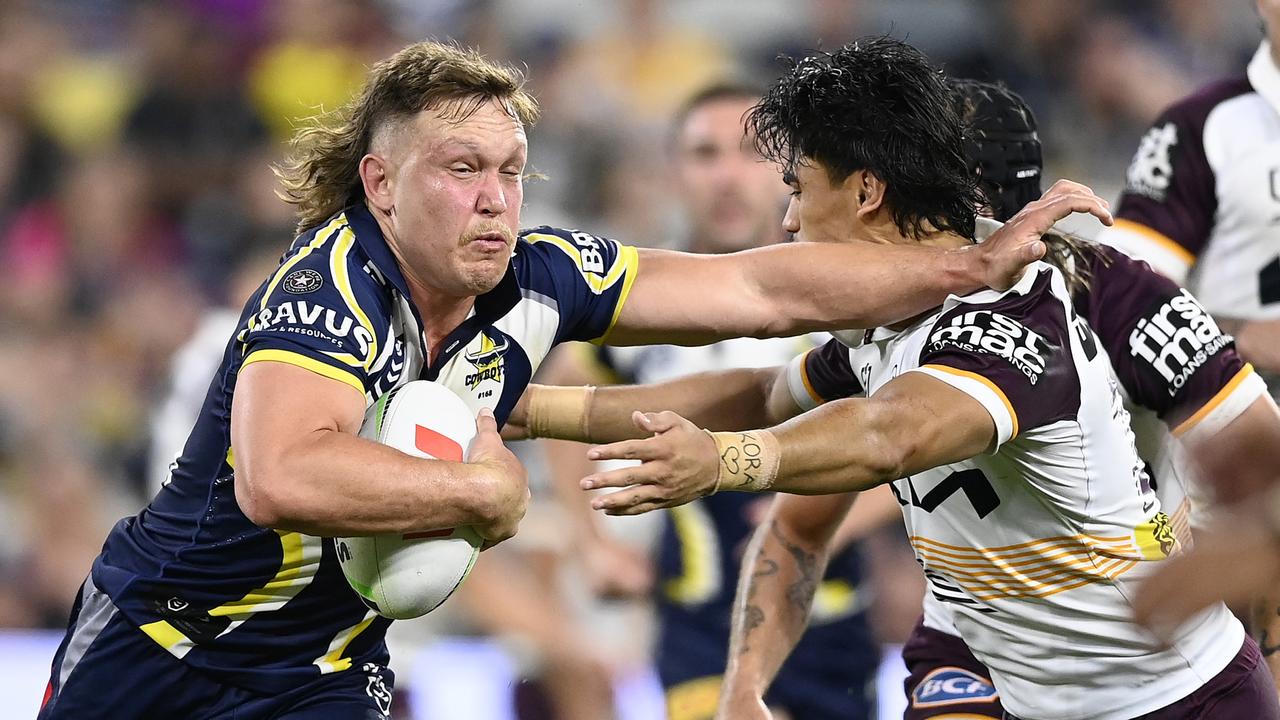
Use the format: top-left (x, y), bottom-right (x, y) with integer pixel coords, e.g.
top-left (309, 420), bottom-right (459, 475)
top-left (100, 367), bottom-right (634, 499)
top-left (581, 464), bottom-right (656, 490)
top-left (640, 410), bottom-right (685, 434)
top-left (1043, 178), bottom-right (1095, 198)
top-left (475, 407), bottom-right (498, 435)
top-left (592, 485), bottom-right (661, 513)
top-left (603, 499), bottom-right (671, 516)
top-left (587, 437), bottom-right (665, 462)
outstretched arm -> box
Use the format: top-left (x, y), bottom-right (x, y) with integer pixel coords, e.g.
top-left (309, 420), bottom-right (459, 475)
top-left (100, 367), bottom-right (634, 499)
top-left (582, 371), bottom-right (994, 515)
top-left (717, 492), bottom-right (856, 719)
top-left (607, 181), bottom-right (1110, 345)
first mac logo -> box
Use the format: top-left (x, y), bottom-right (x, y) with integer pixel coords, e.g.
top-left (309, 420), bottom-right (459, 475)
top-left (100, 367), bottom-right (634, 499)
top-left (911, 667), bottom-right (998, 708)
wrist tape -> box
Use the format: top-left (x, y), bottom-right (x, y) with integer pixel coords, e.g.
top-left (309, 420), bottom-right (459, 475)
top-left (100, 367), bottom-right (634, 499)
top-left (527, 385), bottom-right (595, 440)
top-left (706, 430), bottom-right (781, 493)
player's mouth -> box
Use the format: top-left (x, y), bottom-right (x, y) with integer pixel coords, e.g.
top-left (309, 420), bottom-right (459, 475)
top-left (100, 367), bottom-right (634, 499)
top-left (468, 231), bottom-right (511, 254)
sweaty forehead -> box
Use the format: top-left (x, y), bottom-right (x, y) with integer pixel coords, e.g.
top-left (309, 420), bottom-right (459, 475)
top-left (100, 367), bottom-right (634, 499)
top-left (406, 101), bottom-right (528, 157)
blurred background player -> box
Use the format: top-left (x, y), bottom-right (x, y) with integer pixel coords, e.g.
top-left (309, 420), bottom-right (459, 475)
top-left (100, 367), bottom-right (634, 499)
top-left (1097, 0), bottom-right (1280, 401)
top-left (538, 83), bottom-right (895, 720)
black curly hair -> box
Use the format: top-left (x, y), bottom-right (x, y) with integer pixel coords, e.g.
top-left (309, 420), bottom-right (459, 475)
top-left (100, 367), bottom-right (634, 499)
top-left (748, 36), bottom-right (981, 241)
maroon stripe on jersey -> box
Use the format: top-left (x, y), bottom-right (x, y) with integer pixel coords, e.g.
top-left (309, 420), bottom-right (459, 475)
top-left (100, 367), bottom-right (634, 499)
top-left (1115, 77), bottom-right (1253, 260)
top-left (1075, 247), bottom-right (1247, 427)
top-left (919, 269), bottom-right (1081, 435)
top-left (803, 338), bottom-right (865, 401)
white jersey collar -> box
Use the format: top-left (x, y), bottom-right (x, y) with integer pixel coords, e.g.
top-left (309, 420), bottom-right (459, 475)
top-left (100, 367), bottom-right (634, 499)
top-left (1248, 41), bottom-right (1280, 115)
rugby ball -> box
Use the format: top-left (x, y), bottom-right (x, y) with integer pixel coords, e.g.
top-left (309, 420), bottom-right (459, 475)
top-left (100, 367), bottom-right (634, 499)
top-left (337, 381), bottom-right (483, 619)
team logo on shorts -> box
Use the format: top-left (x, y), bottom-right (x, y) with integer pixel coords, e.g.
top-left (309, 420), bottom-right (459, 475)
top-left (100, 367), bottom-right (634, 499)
top-left (282, 269), bottom-right (324, 294)
top-left (911, 667), bottom-right (998, 708)
top-left (362, 663), bottom-right (393, 715)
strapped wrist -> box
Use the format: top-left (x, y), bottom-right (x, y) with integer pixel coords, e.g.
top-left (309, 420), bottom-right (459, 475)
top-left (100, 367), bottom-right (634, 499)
top-left (527, 385), bottom-right (595, 440)
top-left (706, 429), bottom-right (780, 493)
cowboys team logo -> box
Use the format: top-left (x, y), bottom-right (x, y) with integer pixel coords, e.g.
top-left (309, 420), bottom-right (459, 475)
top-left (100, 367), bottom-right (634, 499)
top-left (464, 331), bottom-right (508, 389)
top-left (911, 667), bottom-right (998, 708)
top-left (361, 663), bottom-right (393, 715)
top-left (282, 268), bottom-right (323, 294)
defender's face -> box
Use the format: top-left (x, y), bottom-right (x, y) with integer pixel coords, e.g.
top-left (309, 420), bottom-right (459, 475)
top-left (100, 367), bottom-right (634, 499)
top-left (781, 159), bottom-right (867, 245)
top-left (385, 99), bottom-right (527, 297)
top-left (674, 97), bottom-right (784, 252)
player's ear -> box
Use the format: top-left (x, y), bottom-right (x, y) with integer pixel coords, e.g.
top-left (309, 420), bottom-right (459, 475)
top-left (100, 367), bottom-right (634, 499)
top-left (854, 170), bottom-right (886, 219)
top-left (360, 153), bottom-right (394, 213)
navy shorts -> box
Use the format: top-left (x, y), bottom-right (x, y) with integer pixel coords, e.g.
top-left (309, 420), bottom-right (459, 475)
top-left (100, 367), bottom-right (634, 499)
top-left (38, 580), bottom-right (395, 720)
top-left (902, 618), bottom-right (1002, 719)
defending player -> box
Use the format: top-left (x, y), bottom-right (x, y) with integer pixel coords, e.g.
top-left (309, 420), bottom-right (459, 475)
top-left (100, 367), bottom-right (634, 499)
top-left (541, 84), bottom-right (884, 720)
top-left (512, 41), bottom-right (1278, 719)
top-left (1097, 0), bottom-right (1280, 398)
top-left (37, 41), bottom-right (1105, 719)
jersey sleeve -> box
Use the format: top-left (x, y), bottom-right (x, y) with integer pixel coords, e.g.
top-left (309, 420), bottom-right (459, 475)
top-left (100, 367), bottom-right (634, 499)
top-left (785, 338), bottom-right (864, 411)
top-left (1078, 246), bottom-right (1266, 437)
top-left (237, 232), bottom-right (390, 397)
top-left (1097, 81), bottom-right (1249, 282)
top-left (516, 227), bottom-right (640, 345)
top-left (907, 269), bottom-right (1081, 449)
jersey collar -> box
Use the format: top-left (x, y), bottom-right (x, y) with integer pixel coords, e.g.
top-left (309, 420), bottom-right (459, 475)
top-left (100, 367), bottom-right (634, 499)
top-left (1248, 41), bottom-right (1280, 116)
top-left (343, 203), bottom-right (523, 374)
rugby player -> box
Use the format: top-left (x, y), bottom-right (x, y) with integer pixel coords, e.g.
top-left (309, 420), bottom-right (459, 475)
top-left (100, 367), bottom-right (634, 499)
top-left (1097, 0), bottom-right (1280, 406)
top-left (511, 40), bottom-right (1278, 719)
top-left (36, 41), bottom-right (1105, 719)
top-left (540, 83), bottom-right (887, 720)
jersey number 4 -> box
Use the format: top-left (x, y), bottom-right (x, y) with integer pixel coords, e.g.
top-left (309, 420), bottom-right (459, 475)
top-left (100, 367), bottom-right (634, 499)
top-left (891, 469), bottom-right (1000, 518)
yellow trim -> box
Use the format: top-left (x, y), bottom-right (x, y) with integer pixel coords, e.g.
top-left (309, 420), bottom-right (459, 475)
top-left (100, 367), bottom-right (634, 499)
top-left (139, 620), bottom-right (191, 652)
top-left (926, 715), bottom-right (1004, 719)
top-left (665, 675), bottom-right (722, 720)
top-left (798, 349), bottom-right (825, 404)
top-left (920, 364), bottom-right (1019, 439)
top-left (1172, 364), bottom-right (1255, 437)
top-left (316, 611), bottom-right (378, 674)
top-left (242, 349), bottom-right (365, 397)
top-left (209, 530), bottom-right (308, 617)
top-left (330, 226), bottom-right (378, 369)
top-left (663, 502), bottom-right (718, 604)
top-left (1112, 219), bottom-right (1196, 267)
top-left (225, 446), bottom-right (235, 469)
top-left (252, 216), bottom-right (345, 322)
top-left (594, 245), bottom-right (641, 344)
top-left (812, 578), bottom-right (857, 619)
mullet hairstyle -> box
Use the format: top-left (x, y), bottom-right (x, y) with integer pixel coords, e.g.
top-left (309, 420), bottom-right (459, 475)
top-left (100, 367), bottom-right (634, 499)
top-left (749, 36), bottom-right (981, 240)
top-left (275, 41), bottom-right (539, 234)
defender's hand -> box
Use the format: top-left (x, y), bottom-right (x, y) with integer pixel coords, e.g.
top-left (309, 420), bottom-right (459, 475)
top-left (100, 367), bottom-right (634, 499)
top-left (979, 179), bottom-right (1113, 290)
top-left (582, 411), bottom-right (719, 516)
top-left (468, 408), bottom-right (530, 546)
top-left (501, 390), bottom-right (531, 440)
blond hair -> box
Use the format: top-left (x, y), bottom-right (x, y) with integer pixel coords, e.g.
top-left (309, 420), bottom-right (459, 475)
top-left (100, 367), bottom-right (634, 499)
top-left (275, 41), bottom-right (539, 233)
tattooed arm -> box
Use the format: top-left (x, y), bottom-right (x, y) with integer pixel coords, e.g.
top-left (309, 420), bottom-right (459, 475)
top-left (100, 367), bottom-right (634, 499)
top-left (717, 492), bottom-right (858, 719)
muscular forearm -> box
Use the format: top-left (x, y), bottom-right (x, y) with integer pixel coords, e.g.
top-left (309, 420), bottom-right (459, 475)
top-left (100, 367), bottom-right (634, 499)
top-left (236, 429), bottom-right (495, 536)
top-left (588, 368), bottom-right (777, 441)
top-left (722, 515), bottom-right (829, 704)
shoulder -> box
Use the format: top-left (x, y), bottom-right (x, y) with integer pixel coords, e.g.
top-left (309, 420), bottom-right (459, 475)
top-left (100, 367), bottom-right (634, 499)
top-left (515, 225), bottom-right (638, 297)
top-left (1162, 76), bottom-right (1255, 127)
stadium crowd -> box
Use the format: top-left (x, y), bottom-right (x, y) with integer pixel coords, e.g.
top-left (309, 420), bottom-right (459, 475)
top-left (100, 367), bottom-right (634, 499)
top-left (0, 0), bottom-right (1270, 716)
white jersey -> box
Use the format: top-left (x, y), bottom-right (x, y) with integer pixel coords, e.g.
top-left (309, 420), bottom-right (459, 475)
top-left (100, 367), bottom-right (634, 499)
top-left (788, 262), bottom-right (1243, 720)
top-left (1098, 41), bottom-right (1280, 395)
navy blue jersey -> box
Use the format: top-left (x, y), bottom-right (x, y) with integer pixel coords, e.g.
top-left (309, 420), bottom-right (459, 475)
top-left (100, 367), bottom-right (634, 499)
top-left (91, 205), bottom-right (638, 694)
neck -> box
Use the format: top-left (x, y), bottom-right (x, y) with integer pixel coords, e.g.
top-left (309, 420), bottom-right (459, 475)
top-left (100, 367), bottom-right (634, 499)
top-left (880, 227), bottom-right (969, 330)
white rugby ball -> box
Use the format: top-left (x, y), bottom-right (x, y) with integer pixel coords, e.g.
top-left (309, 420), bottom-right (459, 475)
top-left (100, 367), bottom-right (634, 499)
top-left (337, 381), bottom-right (483, 619)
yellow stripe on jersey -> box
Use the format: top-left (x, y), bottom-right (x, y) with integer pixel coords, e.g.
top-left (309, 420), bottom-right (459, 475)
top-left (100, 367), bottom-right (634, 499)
top-left (225, 446), bottom-right (235, 469)
top-left (208, 531), bottom-right (321, 617)
top-left (1171, 364), bottom-right (1256, 437)
top-left (919, 364), bottom-right (1020, 439)
top-left (330, 225), bottom-right (378, 370)
top-left (314, 610), bottom-right (378, 674)
top-left (524, 233), bottom-right (638, 294)
top-left (247, 216), bottom-right (346, 337)
top-left (665, 675), bottom-right (722, 720)
top-left (663, 502), bottom-right (719, 605)
top-left (594, 245), bottom-right (640, 344)
top-left (138, 620), bottom-right (195, 658)
top-left (798, 349), bottom-right (826, 405)
top-left (242, 348), bottom-right (365, 397)
top-left (1112, 218), bottom-right (1196, 267)
top-left (910, 533), bottom-right (1148, 600)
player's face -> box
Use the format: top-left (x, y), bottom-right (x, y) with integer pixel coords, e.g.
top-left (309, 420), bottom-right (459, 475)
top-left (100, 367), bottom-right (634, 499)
top-left (780, 159), bottom-right (867, 245)
top-left (383, 99), bottom-right (527, 298)
top-left (673, 97), bottom-right (785, 252)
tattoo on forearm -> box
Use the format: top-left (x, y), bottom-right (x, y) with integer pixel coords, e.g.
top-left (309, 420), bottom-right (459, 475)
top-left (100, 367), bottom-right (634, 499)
top-left (739, 557), bottom-right (777, 655)
top-left (1252, 601), bottom-right (1280, 658)
top-left (771, 524), bottom-right (819, 613)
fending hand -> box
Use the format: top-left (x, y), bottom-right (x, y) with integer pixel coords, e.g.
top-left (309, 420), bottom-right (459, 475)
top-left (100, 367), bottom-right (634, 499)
top-left (580, 410), bottom-right (720, 515)
top-left (979, 179), bottom-right (1113, 290)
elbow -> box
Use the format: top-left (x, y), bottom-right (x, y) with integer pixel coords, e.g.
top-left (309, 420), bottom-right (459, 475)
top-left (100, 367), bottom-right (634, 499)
top-left (235, 461), bottom-right (293, 529)
top-left (859, 405), bottom-right (915, 483)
